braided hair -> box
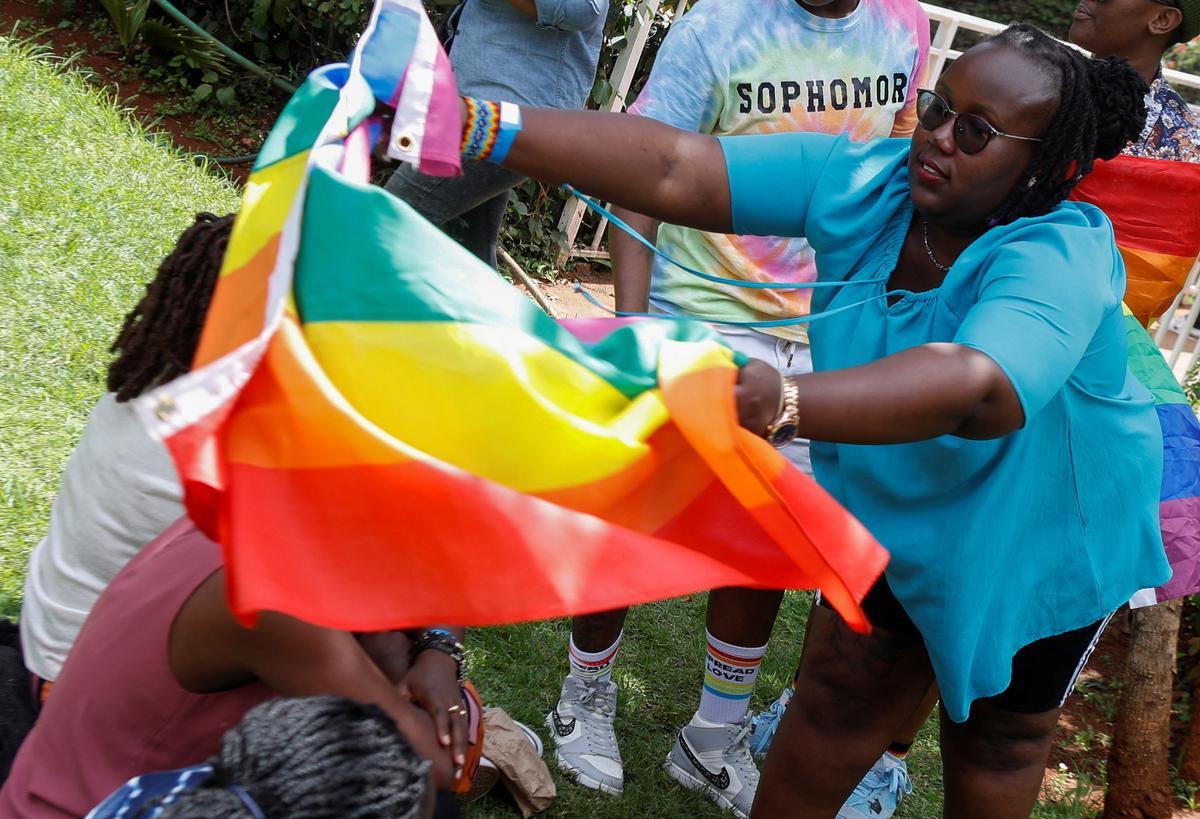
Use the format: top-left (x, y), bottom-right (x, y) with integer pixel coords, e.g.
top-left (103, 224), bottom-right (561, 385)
top-left (147, 696), bottom-right (431, 819)
top-left (106, 212), bottom-right (234, 402)
top-left (984, 24), bottom-right (1149, 226)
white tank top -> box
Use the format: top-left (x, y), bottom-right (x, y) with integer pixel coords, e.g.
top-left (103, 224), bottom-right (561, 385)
top-left (20, 393), bottom-right (181, 680)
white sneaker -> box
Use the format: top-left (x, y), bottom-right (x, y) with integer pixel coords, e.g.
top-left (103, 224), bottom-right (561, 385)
top-left (546, 675), bottom-right (623, 794)
top-left (837, 752), bottom-right (913, 819)
top-left (664, 713), bottom-right (759, 818)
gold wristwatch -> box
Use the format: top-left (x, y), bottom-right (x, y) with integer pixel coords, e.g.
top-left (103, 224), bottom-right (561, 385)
top-left (765, 377), bottom-right (800, 449)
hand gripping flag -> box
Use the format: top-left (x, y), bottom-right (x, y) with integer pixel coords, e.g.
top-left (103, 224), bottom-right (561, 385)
top-left (132, 0), bottom-right (886, 632)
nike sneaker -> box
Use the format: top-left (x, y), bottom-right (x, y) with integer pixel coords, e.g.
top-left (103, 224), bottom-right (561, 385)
top-left (545, 675), bottom-right (623, 794)
top-left (664, 713), bottom-right (759, 818)
top-left (748, 685), bottom-right (793, 758)
top-left (837, 752), bottom-right (912, 819)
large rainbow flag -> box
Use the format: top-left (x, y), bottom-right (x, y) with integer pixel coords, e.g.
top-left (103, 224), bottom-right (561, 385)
top-left (1073, 154), bottom-right (1200, 607)
top-left (133, 0), bottom-right (885, 632)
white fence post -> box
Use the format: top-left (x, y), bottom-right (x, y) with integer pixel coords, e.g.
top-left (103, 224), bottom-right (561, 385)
top-left (554, 0), bottom-right (687, 266)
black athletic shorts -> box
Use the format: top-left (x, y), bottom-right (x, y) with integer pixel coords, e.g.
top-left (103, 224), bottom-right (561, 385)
top-left (817, 576), bottom-right (1111, 715)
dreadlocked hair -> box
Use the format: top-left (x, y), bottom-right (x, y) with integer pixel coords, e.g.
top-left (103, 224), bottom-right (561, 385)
top-left (146, 696), bottom-right (431, 819)
top-left (106, 212), bottom-right (234, 402)
top-left (984, 24), bottom-right (1149, 226)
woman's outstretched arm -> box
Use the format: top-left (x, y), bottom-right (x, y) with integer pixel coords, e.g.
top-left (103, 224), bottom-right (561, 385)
top-left (498, 108), bottom-right (734, 234)
top-left (735, 345), bottom-right (1026, 445)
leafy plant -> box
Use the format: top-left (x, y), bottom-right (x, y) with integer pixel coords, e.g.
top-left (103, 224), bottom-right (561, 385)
top-left (139, 18), bottom-right (228, 72)
top-left (96, 0), bottom-right (230, 74)
top-left (96, 0), bottom-right (148, 48)
top-left (502, 180), bottom-right (570, 278)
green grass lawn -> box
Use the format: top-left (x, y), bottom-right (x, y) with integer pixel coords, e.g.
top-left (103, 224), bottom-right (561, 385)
top-left (0, 36), bottom-right (239, 615)
top-left (0, 36), bottom-right (1100, 818)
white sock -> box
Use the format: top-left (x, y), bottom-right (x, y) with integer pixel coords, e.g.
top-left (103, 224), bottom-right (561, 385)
top-left (698, 630), bottom-right (767, 725)
top-left (568, 632), bottom-right (621, 682)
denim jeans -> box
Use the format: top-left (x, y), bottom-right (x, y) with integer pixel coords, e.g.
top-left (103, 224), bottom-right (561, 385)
top-left (384, 160), bottom-right (524, 268)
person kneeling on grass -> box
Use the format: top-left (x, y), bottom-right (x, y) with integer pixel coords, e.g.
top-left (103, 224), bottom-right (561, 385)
top-left (0, 516), bottom-right (481, 817)
top-left (88, 696), bottom-right (440, 819)
top-left (446, 23), bottom-right (1170, 817)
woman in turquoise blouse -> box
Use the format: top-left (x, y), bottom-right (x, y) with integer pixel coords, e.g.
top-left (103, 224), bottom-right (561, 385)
top-left (458, 24), bottom-right (1169, 817)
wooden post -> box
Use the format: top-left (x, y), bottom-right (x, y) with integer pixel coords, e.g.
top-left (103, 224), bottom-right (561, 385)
top-left (1103, 601), bottom-right (1184, 819)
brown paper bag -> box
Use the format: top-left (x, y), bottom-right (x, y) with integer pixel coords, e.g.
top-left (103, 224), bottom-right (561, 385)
top-left (482, 707), bottom-right (557, 817)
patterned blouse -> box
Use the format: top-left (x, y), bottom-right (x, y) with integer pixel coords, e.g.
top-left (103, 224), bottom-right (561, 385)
top-left (1124, 74), bottom-right (1200, 163)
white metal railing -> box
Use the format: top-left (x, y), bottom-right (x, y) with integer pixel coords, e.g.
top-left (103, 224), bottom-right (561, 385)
top-left (1153, 258), bottom-right (1200, 379)
top-left (554, 1), bottom-right (1200, 376)
top-left (923, 5), bottom-right (1200, 100)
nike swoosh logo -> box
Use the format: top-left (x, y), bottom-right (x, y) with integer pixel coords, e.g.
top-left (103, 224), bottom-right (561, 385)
top-left (678, 732), bottom-right (730, 791)
top-left (552, 709), bottom-right (576, 737)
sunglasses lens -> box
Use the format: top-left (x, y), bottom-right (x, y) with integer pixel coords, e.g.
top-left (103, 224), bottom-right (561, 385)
top-left (917, 92), bottom-right (947, 131)
top-left (917, 91), bottom-right (996, 154)
top-left (955, 115), bottom-right (992, 154)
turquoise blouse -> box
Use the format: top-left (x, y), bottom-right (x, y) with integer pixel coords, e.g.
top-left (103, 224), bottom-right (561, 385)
top-left (720, 132), bottom-right (1170, 722)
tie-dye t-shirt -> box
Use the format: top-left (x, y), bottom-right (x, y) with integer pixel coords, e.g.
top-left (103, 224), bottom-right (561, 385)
top-left (629, 0), bottom-right (929, 340)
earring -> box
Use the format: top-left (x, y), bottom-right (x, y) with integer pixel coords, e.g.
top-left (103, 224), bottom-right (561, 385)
top-left (1026, 176), bottom-right (1038, 187)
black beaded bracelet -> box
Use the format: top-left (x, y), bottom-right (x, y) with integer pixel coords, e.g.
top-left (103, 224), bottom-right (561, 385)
top-left (410, 628), bottom-right (466, 685)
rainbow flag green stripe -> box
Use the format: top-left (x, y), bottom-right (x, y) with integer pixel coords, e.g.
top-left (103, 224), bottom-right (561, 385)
top-left (294, 165), bottom-right (723, 396)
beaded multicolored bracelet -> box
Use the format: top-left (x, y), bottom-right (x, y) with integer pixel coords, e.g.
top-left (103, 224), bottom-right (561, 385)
top-left (460, 97), bottom-right (522, 165)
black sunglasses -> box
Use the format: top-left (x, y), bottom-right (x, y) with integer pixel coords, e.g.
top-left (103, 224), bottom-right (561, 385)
top-left (916, 89), bottom-right (1045, 155)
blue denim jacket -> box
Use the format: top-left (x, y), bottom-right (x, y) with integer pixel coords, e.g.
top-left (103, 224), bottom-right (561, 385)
top-left (450, 0), bottom-right (608, 109)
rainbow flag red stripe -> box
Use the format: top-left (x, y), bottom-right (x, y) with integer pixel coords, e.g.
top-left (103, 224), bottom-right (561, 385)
top-left (1072, 154), bottom-right (1200, 326)
top-left (135, 1), bottom-right (886, 633)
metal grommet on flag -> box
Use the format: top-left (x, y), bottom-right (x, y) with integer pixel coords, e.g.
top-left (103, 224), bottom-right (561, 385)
top-left (153, 397), bottom-right (175, 422)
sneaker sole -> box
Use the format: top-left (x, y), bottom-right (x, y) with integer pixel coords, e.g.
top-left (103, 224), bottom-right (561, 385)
top-left (459, 759), bottom-right (499, 803)
top-left (553, 749), bottom-right (624, 795)
top-left (663, 756), bottom-right (748, 819)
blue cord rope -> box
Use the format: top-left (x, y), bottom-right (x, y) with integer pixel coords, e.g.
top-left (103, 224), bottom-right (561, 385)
top-left (571, 282), bottom-right (905, 328)
top-left (562, 184), bottom-right (887, 292)
top-left (562, 184), bottom-right (901, 328)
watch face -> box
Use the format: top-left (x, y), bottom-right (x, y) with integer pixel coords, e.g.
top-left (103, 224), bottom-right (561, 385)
top-left (768, 422), bottom-right (798, 448)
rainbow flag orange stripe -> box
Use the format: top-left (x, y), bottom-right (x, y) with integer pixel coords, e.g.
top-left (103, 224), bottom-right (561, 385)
top-left (1072, 154), bottom-right (1200, 326)
top-left (135, 2), bottom-right (886, 633)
